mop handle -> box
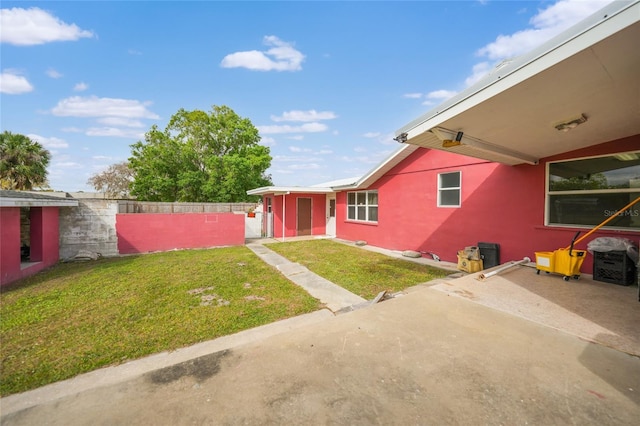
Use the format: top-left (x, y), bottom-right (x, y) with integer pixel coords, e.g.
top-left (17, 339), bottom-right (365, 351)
top-left (565, 195), bottom-right (640, 249)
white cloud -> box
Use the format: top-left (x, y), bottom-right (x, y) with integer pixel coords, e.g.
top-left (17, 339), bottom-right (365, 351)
top-left (316, 149), bottom-right (333, 155)
top-left (220, 35), bottom-right (305, 72)
top-left (51, 161), bottom-right (83, 169)
top-left (271, 110), bottom-right (337, 122)
top-left (85, 127), bottom-right (145, 139)
top-left (362, 132), bottom-right (396, 146)
top-left (51, 96), bottom-right (159, 119)
top-left (46, 68), bottom-right (63, 78)
top-left (257, 122), bottom-right (328, 134)
top-left (73, 82), bottom-right (88, 91)
top-left (0, 7), bottom-right (95, 46)
top-left (289, 146), bottom-right (313, 153)
top-left (260, 136), bottom-right (276, 146)
top-left (289, 163), bottom-right (321, 170)
top-left (0, 70), bottom-right (33, 94)
top-left (97, 117), bottom-right (145, 128)
top-left (427, 90), bottom-right (457, 101)
top-left (477, 0), bottom-right (612, 60)
top-left (61, 127), bottom-right (83, 133)
top-left (403, 93), bottom-right (423, 99)
top-left (27, 134), bottom-right (69, 149)
top-left (273, 154), bottom-right (322, 163)
top-left (464, 62), bottom-right (492, 87)
top-left (287, 135), bottom-right (304, 141)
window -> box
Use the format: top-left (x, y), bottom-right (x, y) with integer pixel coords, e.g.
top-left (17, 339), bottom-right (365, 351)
top-left (438, 171), bottom-right (461, 207)
top-left (547, 151), bottom-right (640, 230)
top-left (347, 190), bottom-right (378, 222)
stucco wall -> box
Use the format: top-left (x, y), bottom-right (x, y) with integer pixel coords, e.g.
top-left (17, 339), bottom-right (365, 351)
top-left (116, 212), bottom-right (245, 254)
top-left (59, 199), bottom-right (119, 259)
top-left (1, 208), bottom-right (21, 285)
top-left (336, 136), bottom-right (640, 272)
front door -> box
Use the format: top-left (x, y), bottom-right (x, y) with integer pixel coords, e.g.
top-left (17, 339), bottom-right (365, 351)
top-left (326, 195), bottom-right (336, 236)
top-left (297, 198), bottom-right (312, 236)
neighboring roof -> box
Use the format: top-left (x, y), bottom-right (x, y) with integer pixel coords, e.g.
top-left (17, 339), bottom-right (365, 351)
top-left (246, 185), bottom-right (337, 196)
top-left (0, 190), bottom-right (79, 207)
top-left (247, 144), bottom-right (420, 195)
top-left (396, 0), bottom-right (640, 165)
top-left (311, 177), bottom-right (360, 188)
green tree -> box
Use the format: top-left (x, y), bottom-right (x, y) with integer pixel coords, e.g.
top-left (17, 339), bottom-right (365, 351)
top-left (129, 105), bottom-right (272, 202)
top-left (87, 161), bottom-right (135, 198)
top-left (0, 131), bottom-right (51, 190)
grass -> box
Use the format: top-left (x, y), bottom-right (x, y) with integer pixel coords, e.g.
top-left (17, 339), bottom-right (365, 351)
top-left (266, 239), bottom-right (451, 299)
top-left (0, 247), bottom-right (320, 396)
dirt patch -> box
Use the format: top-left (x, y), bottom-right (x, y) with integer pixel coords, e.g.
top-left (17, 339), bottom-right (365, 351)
top-left (188, 287), bottom-right (230, 306)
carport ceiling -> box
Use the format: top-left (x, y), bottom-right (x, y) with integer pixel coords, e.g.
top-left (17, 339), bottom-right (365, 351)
top-left (398, 1), bottom-right (640, 165)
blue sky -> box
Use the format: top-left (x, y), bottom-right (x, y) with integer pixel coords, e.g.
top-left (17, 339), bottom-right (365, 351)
top-left (1, 0), bottom-right (613, 192)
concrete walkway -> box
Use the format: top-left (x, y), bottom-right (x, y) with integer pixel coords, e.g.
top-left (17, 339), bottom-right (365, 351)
top-left (246, 242), bottom-right (367, 312)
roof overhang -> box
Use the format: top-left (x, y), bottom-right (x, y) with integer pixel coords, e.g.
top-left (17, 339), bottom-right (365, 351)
top-left (247, 186), bottom-right (335, 196)
top-left (396, 0), bottom-right (640, 165)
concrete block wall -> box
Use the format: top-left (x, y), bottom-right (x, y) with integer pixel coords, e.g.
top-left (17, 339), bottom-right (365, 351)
top-left (59, 199), bottom-right (119, 259)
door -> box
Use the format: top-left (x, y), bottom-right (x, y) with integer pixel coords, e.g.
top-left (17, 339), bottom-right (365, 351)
top-left (265, 197), bottom-right (273, 238)
top-left (326, 195), bottom-right (336, 236)
top-left (297, 198), bottom-right (312, 236)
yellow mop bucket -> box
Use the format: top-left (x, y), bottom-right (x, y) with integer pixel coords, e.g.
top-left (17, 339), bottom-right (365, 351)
top-left (552, 247), bottom-right (586, 279)
top-left (535, 245), bottom-right (586, 281)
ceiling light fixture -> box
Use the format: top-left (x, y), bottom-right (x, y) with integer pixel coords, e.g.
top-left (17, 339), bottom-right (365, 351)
top-left (554, 114), bottom-right (588, 132)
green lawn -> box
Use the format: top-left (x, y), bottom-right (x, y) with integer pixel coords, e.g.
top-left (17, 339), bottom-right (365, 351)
top-left (266, 239), bottom-right (451, 299)
top-left (0, 247), bottom-right (320, 396)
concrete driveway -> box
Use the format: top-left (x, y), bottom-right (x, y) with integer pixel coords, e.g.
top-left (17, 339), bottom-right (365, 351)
top-left (2, 284), bottom-right (638, 425)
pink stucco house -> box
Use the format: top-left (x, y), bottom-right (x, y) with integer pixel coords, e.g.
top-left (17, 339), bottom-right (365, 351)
top-left (248, 1), bottom-right (640, 273)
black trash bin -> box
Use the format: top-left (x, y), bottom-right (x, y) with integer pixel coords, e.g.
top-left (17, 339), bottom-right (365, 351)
top-left (478, 242), bottom-right (500, 269)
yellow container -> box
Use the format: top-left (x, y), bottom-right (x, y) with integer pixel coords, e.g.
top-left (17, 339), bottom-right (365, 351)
top-left (535, 251), bottom-right (555, 273)
top-left (553, 248), bottom-right (586, 278)
top-left (457, 251), bottom-right (483, 273)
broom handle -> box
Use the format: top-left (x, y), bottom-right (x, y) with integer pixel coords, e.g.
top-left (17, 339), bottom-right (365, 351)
top-left (566, 195), bottom-right (640, 249)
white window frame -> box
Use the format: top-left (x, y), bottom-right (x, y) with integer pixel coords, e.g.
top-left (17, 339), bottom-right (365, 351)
top-left (438, 171), bottom-right (461, 208)
top-left (545, 151), bottom-right (640, 230)
top-left (347, 190), bottom-right (378, 223)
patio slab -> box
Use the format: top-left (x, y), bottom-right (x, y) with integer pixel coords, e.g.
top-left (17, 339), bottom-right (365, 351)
top-left (427, 263), bottom-right (640, 357)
